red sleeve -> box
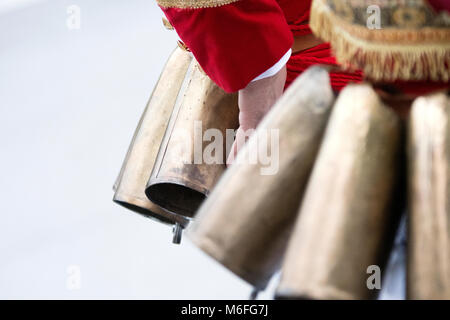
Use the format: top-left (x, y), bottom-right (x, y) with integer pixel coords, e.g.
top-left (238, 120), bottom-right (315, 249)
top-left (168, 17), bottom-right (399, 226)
top-left (427, 0), bottom-right (450, 13)
top-left (160, 0), bottom-right (293, 93)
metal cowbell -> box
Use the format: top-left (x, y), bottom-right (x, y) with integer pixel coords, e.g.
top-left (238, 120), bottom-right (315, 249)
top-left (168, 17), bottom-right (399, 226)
top-left (145, 61), bottom-right (239, 218)
top-left (187, 67), bottom-right (335, 290)
top-left (276, 84), bottom-right (403, 300)
top-left (113, 47), bottom-right (192, 238)
top-left (408, 92), bottom-right (450, 300)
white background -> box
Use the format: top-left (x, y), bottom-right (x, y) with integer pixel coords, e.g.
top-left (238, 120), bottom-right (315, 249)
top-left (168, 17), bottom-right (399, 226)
top-left (0, 0), bottom-right (280, 299)
top-left (0, 0), bottom-right (404, 299)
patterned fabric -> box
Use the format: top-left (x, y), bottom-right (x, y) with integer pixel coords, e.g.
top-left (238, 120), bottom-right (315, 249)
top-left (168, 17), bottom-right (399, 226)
top-left (310, 0), bottom-right (450, 82)
top-left (325, 0), bottom-right (448, 28)
top-left (157, 0), bottom-right (240, 9)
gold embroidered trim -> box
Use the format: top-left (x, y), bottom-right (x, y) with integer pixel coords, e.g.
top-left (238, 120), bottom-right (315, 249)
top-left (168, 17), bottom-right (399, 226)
top-left (162, 17), bottom-right (174, 30)
top-left (177, 40), bottom-right (191, 52)
top-left (310, 0), bottom-right (450, 82)
top-left (157, 0), bottom-right (241, 9)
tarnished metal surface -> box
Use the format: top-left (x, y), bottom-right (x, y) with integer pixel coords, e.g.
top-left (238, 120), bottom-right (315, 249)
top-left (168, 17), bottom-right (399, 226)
top-left (408, 92), bottom-right (450, 300)
top-left (146, 61), bottom-right (239, 218)
top-left (113, 47), bottom-right (191, 227)
top-left (276, 84), bottom-right (402, 299)
top-left (187, 67), bottom-right (334, 289)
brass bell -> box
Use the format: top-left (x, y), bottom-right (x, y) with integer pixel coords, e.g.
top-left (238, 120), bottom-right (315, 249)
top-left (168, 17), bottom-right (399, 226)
top-left (186, 66), bottom-right (335, 290)
top-left (276, 84), bottom-right (403, 299)
top-left (145, 61), bottom-right (239, 218)
top-left (407, 92), bottom-right (450, 299)
top-left (113, 47), bottom-right (192, 243)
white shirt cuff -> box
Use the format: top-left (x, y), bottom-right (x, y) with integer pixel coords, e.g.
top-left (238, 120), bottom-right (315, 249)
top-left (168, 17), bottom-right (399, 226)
top-left (251, 49), bottom-right (292, 82)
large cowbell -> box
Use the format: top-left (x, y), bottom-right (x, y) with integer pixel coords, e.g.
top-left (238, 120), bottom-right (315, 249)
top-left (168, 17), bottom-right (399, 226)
top-left (186, 67), bottom-right (334, 290)
top-left (408, 92), bottom-right (450, 300)
top-left (145, 61), bottom-right (239, 218)
top-left (113, 47), bottom-right (191, 242)
top-left (276, 84), bottom-right (403, 300)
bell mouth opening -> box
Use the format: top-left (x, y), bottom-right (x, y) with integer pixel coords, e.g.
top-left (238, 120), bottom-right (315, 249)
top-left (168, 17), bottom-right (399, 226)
top-left (113, 200), bottom-right (176, 225)
top-left (145, 182), bottom-right (206, 218)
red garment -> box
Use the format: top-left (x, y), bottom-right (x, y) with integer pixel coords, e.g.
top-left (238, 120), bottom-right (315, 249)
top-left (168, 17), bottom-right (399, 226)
top-left (161, 0), bottom-right (362, 93)
top-left (162, 0), bottom-right (293, 93)
top-left (160, 0), bottom-right (448, 94)
top-left (286, 44), bottom-right (363, 91)
top-left (428, 0), bottom-right (450, 13)
top-left (277, 0), bottom-right (312, 35)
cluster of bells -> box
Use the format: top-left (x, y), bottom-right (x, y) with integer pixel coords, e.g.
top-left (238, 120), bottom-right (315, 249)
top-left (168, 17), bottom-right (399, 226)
top-left (113, 46), bottom-right (450, 300)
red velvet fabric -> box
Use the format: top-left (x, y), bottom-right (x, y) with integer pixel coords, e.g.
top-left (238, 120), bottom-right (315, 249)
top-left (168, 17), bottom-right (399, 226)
top-left (427, 0), bottom-right (450, 13)
top-left (161, 0), bottom-right (448, 94)
top-left (162, 0), bottom-right (293, 93)
top-left (286, 44), bottom-right (363, 91)
top-left (280, 0), bottom-right (363, 91)
top-left (161, 0), bottom-right (361, 92)
top-left (277, 0), bottom-right (313, 36)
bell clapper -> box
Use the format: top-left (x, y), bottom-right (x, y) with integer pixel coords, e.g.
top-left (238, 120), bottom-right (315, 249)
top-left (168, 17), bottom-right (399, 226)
top-left (249, 288), bottom-right (259, 300)
top-left (172, 223), bottom-right (183, 244)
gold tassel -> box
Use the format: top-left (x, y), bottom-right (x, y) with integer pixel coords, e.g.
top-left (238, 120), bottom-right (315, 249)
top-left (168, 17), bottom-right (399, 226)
top-left (310, 0), bottom-right (450, 82)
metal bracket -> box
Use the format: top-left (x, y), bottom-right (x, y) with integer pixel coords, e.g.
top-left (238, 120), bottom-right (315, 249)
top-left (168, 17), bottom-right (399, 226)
top-left (172, 222), bottom-right (183, 244)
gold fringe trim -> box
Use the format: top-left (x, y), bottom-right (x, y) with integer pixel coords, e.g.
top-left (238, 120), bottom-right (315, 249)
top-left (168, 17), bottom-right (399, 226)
top-left (310, 0), bottom-right (450, 82)
top-left (157, 0), bottom-right (240, 9)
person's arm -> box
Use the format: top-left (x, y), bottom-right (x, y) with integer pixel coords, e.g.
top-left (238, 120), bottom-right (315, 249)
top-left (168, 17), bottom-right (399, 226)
top-left (158, 0), bottom-right (293, 163)
top-left (226, 64), bottom-right (287, 165)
